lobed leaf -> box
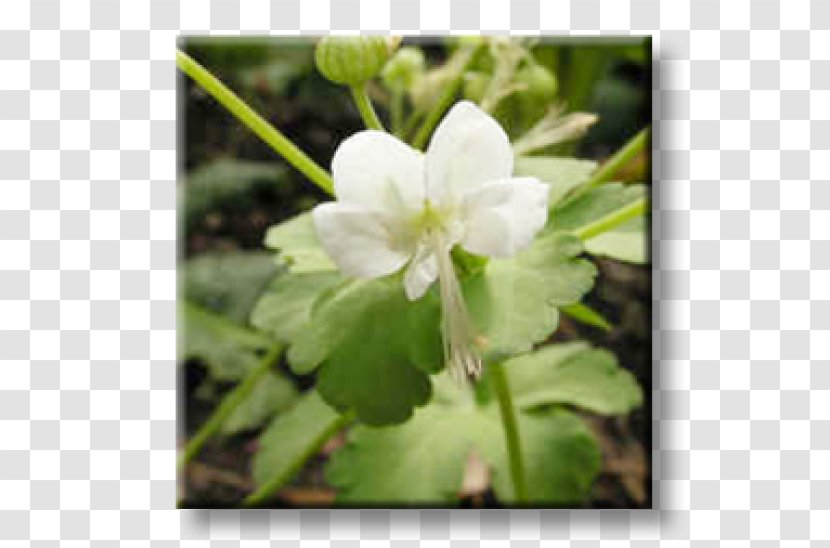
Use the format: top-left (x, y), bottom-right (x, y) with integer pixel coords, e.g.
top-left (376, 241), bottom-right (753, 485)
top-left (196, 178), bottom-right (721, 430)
top-left (514, 156), bottom-right (598, 207)
top-left (181, 300), bottom-right (270, 381)
top-left (288, 276), bottom-right (444, 425)
top-left (464, 232), bottom-right (596, 362)
top-left (264, 212), bottom-right (337, 273)
top-left (505, 342), bottom-right (643, 415)
top-left (326, 373), bottom-right (601, 505)
top-left (220, 372), bottom-right (299, 435)
top-left (183, 251), bottom-right (280, 325)
top-left (250, 271), bottom-right (343, 345)
top-left (550, 183), bottom-right (648, 264)
top-left (250, 391), bottom-right (345, 501)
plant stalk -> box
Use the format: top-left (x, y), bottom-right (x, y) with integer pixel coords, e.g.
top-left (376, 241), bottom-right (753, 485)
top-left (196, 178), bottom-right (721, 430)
top-left (567, 127), bottom-right (650, 203)
top-left (349, 84), bottom-right (385, 131)
top-left (176, 49), bottom-right (334, 196)
top-left (573, 196), bottom-right (647, 241)
top-left (490, 361), bottom-right (529, 503)
top-left (178, 345), bottom-right (283, 469)
top-left (391, 88), bottom-right (404, 137)
top-left (411, 43), bottom-right (481, 150)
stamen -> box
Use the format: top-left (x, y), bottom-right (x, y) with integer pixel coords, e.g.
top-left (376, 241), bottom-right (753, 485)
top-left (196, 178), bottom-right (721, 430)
top-left (430, 230), bottom-right (482, 382)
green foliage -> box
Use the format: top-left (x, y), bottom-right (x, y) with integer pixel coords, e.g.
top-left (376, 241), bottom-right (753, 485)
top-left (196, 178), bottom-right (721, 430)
top-left (182, 301), bottom-right (270, 380)
top-left (264, 212), bottom-right (337, 273)
top-left (183, 251), bottom-right (280, 325)
top-left (289, 276), bottom-right (444, 425)
top-left (181, 159), bottom-right (286, 229)
top-left (550, 183), bottom-right (648, 264)
top-left (326, 368), bottom-right (604, 505)
top-left (584, 216), bottom-right (648, 264)
top-left (561, 302), bottom-right (613, 332)
top-left (326, 398), bottom-right (490, 504)
top-left (487, 408), bottom-right (601, 504)
top-left (514, 156), bottom-right (598, 207)
top-left (256, 218), bottom-right (596, 427)
top-left (251, 271), bottom-right (343, 344)
top-left (250, 390), bottom-right (345, 502)
top-left (464, 232), bottom-right (596, 363)
top-left (182, 252), bottom-right (300, 437)
top-left (179, 37), bottom-right (652, 508)
top-left (504, 342), bottom-right (643, 414)
top-left (221, 372), bottom-right (298, 435)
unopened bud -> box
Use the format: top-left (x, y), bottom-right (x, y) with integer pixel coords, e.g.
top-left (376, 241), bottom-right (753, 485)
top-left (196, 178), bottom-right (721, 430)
top-left (381, 46), bottom-right (425, 91)
top-left (515, 63), bottom-right (558, 101)
top-left (314, 36), bottom-right (391, 86)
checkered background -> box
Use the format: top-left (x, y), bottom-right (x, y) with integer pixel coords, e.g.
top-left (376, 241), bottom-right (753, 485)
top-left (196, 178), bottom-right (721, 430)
top-left (0, 0), bottom-right (826, 544)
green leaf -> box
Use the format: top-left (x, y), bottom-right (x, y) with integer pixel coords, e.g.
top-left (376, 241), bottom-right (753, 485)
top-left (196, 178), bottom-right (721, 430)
top-left (183, 251), bottom-right (280, 325)
top-left (515, 156), bottom-right (598, 207)
top-left (326, 378), bottom-right (600, 505)
top-left (464, 232), bottom-right (596, 362)
top-left (505, 342), bottom-right (643, 415)
top-left (220, 372), bottom-right (299, 435)
top-left (551, 183), bottom-right (648, 264)
top-left (264, 212), bottom-right (337, 273)
top-left (181, 159), bottom-right (286, 227)
top-left (584, 216), bottom-right (648, 264)
top-left (248, 391), bottom-right (346, 504)
top-left (326, 402), bottom-right (492, 504)
top-left (486, 408), bottom-right (601, 504)
top-left (182, 300), bottom-right (270, 380)
top-left (289, 276), bottom-right (444, 425)
top-left (250, 271), bottom-right (343, 345)
top-left (552, 183), bottom-right (646, 232)
top-left (561, 302), bottom-right (613, 331)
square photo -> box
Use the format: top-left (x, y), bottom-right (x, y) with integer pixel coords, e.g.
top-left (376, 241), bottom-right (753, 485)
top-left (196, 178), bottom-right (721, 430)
top-left (177, 36), bottom-right (652, 509)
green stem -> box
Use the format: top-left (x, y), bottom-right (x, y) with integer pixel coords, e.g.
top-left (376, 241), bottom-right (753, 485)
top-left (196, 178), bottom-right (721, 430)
top-left (176, 49), bottom-right (334, 196)
top-left (401, 110), bottom-right (423, 142)
top-left (573, 196), bottom-right (647, 241)
top-left (490, 361), bottom-right (528, 503)
top-left (569, 127), bottom-right (649, 202)
top-left (411, 43), bottom-right (481, 150)
top-left (178, 345), bottom-right (283, 469)
top-left (349, 84), bottom-right (385, 131)
top-left (243, 410), bottom-right (355, 507)
top-left (391, 89), bottom-right (404, 137)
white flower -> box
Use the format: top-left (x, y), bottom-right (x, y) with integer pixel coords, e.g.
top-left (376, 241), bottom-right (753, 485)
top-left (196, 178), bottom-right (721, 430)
top-left (312, 101), bottom-right (549, 380)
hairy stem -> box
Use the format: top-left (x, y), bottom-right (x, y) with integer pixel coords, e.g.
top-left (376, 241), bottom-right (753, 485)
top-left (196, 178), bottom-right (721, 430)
top-left (176, 49), bottom-right (334, 195)
top-left (411, 43), bottom-right (481, 150)
top-left (349, 84), bottom-right (385, 131)
top-left (490, 361), bottom-right (529, 503)
top-left (178, 345), bottom-right (282, 469)
top-left (573, 196), bottom-right (647, 241)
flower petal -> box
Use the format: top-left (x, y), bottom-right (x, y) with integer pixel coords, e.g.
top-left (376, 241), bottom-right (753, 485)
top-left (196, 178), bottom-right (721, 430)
top-left (403, 243), bottom-right (438, 300)
top-left (312, 202), bottom-right (411, 279)
top-left (332, 130), bottom-right (425, 213)
top-left (425, 101), bottom-right (513, 203)
top-left (459, 177), bottom-right (549, 258)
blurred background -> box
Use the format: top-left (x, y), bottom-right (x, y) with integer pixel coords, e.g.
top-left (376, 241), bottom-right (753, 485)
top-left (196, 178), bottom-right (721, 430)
top-left (179, 37), bottom-right (651, 508)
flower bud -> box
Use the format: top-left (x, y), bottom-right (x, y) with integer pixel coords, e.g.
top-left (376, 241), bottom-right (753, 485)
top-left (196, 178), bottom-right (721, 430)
top-left (314, 36), bottom-right (391, 86)
top-left (381, 46), bottom-right (425, 91)
top-left (515, 63), bottom-right (558, 101)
